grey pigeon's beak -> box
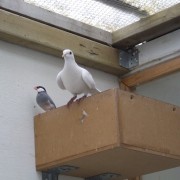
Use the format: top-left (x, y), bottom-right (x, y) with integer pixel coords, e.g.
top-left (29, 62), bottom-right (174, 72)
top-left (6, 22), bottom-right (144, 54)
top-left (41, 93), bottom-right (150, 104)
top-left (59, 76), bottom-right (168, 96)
top-left (34, 86), bottom-right (37, 90)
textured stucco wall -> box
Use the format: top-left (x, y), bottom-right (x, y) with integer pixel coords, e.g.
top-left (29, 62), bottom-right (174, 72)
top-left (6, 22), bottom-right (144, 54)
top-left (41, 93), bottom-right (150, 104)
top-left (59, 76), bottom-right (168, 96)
top-left (0, 40), bottom-right (119, 180)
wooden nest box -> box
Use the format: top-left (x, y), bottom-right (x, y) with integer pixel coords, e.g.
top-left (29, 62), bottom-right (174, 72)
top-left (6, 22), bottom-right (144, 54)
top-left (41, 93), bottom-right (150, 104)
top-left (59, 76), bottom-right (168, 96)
top-left (34, 89), bottom-right (180, 179)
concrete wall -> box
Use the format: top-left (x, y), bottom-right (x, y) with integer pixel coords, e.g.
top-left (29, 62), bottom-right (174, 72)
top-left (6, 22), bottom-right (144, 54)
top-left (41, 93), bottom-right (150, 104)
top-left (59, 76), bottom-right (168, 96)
top-left (0, 40), bottom-right (119, 180)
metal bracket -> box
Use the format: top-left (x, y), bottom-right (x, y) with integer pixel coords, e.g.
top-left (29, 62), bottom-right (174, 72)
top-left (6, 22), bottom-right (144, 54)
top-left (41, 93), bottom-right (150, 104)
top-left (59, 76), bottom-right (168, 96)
top-left (42, 165), bottom-right (79, 180)
top-left (119, 48), bottom-right (139, 69)
top-left (85, 173), bottom-right (121, 180)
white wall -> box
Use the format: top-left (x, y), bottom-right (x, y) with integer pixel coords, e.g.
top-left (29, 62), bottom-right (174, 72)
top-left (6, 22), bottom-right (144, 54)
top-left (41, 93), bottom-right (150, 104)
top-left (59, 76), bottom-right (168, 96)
top-left (142, 167), bottom-right (180, 180)
top-left (134, 71), bottom-right (180, 180)
top-left (137, 29), bottom-right (180, 66)
top-left (135, 71), bottom-right (180, 106)
top-left (0, 40), bottom-right (119, 180)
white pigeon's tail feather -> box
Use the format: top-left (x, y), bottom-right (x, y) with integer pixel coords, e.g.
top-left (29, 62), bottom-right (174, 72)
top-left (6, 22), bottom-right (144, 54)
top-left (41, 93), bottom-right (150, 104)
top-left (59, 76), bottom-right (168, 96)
top-left (90, 88), bottom-right (101, 94)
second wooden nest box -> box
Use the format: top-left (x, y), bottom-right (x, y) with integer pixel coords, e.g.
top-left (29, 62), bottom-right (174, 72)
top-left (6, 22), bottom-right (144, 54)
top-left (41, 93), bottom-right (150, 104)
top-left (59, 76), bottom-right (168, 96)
top-left (34, 89), bottom-right (180, 179)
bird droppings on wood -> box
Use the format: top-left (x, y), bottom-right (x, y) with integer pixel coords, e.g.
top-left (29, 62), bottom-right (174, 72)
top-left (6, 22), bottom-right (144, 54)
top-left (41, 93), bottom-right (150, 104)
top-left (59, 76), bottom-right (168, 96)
top-left (130, 94), bottom-right (134, 99)
top-left (79, 44), bottom-right (86, 48)
top-left (94, 47), bottom-right (100, 50)
top-left (80, 110), bottom-right (88, 124)
top-left (88, 50), bottom-right (98, 56)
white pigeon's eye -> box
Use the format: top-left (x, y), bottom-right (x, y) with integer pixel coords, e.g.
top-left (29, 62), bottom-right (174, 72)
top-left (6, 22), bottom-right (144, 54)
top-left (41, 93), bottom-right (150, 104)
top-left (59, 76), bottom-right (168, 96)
top-left (69, 51), bottom-right (72, 55)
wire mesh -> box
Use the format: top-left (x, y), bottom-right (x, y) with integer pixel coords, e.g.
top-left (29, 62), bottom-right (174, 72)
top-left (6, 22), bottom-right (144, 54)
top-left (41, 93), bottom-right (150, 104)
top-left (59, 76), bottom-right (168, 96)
top-left (24, 0), bottom-right (179, 32)
top-left (122, 0), bottom-right (179, 15)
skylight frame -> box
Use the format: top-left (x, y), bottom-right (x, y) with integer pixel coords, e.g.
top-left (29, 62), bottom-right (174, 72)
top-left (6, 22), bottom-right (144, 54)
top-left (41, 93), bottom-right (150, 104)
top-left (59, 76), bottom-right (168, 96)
top-left (23, 0), bottom-right (180, 32)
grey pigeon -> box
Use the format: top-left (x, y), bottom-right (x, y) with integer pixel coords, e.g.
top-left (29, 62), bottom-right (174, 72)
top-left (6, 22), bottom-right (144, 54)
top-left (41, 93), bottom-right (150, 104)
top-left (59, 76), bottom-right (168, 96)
top-left (34, 86), bottom-right (56, 111)
top-left (56, 49), bottom-right (100, 105)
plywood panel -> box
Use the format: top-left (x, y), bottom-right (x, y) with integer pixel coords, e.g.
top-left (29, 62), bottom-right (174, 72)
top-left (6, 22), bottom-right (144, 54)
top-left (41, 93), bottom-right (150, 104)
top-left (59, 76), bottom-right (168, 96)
top-left (53, 148), bottom-right (180, 179)
top-left (35, 89), bottom-right (120, 168)
top-left (34, 89), bottom-right (180, 177)
top-left (118, 90), bottom-right (180, 157)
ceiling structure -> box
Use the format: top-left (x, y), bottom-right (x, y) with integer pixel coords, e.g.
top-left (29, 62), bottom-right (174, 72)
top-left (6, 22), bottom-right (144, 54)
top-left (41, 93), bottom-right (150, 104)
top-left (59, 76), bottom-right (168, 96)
top-left (24, 0), bottom-right (179, 32)
top-left (0, 1), bottom-right (179, 77)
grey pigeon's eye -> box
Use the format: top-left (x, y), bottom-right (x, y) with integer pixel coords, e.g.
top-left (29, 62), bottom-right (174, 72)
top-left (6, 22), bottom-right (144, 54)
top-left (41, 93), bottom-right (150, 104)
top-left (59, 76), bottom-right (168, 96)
top-left (69, 51), bottom-right (72, 55)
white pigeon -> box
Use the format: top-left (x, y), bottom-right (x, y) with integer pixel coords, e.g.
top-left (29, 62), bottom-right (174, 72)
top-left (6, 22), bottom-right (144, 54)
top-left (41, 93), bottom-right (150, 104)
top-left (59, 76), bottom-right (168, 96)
top-left (56, 49), bottom-right (100, 105)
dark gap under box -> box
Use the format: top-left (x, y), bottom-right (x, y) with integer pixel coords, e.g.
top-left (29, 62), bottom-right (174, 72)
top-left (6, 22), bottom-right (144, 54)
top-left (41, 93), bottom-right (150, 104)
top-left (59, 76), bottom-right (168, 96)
top-left (34, 89), bottom-right (180, 179)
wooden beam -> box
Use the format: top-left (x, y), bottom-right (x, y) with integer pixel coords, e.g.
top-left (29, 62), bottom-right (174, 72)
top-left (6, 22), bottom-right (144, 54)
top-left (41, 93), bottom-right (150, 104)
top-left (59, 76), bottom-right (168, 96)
top-left (128, 177), bottom-right (141, 180)
top-left (0, 0), bottom-right (112, 44)
top-left (121, 56), bottom-right (180, 87)
top-left (112, 4), bottom-right (180, 49)
top-left (119, 82), bottom-right (131, 92)
top-left (0, 9), bottom-right (128, 76)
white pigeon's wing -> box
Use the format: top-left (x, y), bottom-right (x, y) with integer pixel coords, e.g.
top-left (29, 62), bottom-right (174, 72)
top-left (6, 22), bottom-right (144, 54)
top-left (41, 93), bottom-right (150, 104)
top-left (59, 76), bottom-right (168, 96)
top-left (81, 68), bottom-right (96, 89)
top-left (89, 88), bottom-right (101, 94)
top-left (56, 72), bottom-right (66, 90)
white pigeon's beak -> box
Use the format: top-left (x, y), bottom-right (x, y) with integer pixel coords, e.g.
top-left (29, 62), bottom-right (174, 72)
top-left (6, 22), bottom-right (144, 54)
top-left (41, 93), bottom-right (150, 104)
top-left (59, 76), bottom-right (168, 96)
top-left (62, 54), bottom-right (64, 58)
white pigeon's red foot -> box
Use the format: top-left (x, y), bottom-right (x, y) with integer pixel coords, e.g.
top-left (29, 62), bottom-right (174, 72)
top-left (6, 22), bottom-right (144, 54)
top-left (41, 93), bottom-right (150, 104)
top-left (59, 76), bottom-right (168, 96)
top-left (76, 95), bottom-right (87, 104)
top-left (67, 95), bottom-right (77, 107)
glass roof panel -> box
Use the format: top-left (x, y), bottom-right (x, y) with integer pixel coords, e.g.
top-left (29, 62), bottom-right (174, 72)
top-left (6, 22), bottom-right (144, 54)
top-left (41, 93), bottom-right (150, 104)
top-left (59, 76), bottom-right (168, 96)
top-left (123, 0), bottom-right (179, 15)
top-left (24, 0), bottom-right (179, 32)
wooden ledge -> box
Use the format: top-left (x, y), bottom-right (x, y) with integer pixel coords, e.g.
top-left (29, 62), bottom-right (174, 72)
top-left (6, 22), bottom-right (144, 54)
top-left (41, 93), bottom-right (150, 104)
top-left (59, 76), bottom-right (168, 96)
top-left (34, 89), bottom-right (180, 179)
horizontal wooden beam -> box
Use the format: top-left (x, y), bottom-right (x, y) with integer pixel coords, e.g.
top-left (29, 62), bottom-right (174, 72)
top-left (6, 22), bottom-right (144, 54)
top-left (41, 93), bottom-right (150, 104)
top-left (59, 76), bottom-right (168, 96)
top-left (0, 0), bottom-right (112, 44)
top-left (128, 177), bottom-right (141, 180)
top-left (121, 56), bottom-right (180, 87)
top-left (112, 4), bottom-right (180, 49)
top-left (119, 82), bottom-right (132, 92)
top-left (0, 9), bottom-right (128, 76)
